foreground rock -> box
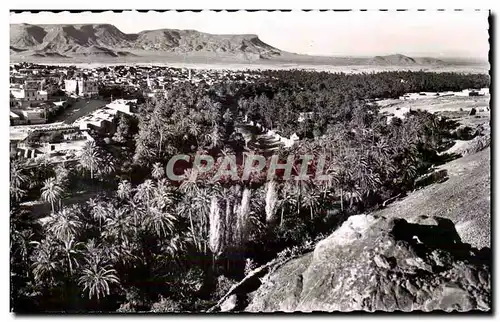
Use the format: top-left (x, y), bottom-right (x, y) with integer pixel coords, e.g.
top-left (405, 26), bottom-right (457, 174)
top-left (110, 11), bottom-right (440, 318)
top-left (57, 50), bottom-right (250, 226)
top-left (245, 214), bottom-right (491, 312)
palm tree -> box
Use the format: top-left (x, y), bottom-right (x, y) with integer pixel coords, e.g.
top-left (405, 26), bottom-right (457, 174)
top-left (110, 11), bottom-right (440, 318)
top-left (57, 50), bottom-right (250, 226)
top-left (91, 201), bottom-right (110, 230)
top-left (208, 190), bottom-right (224, 257)
top-left (301, 183), bottom-right (321, 220)
top-left (10, 185), bottom-right (26, 203)
top-left (277, 180), bottom-right (297, 227)
top-left (41, 177), bottom-right (63, 212)
top-left (83, 239), bottom-right (128, 268)
top-left (153, 178), bottom-right (172, 210)
top-left (177, 195), bottom-right (199, 251)
top-left (187, 119), bottom-right (202, 145)
top-left (55, 163), bottom-right (71, 189)
top-left (177, 187), bottom-right (211, 253)
top-left (78, 260), bottom-right (120, 300)
top-left (11, 228), bottom-right (34, 274)
top-left (44, 206), bottom-right (83, 240)
top-left (123, 200), bottom-right (145, 238)
top-left (103, 207), bottom-right (131, 244)
top-left (98, 153), bottom-right (116, 178)
top-left (151, 106), bottom-right (167, 155)
top-left (59, 235), bottom-right (83, 275)
top-left (179, 168), bottom-right (200, 195)
top-left (10, 163), bottom-right (27, 190)
top-left (208, 125), bottom-right (222, 149)
top-left (80, 141), bottom-right (102, 180)
top-left (134, 179), bottom-right (156, 204)
top-left (151, 162), bottom-right (165, 180)
top-left (264, 180), bottom-right (278, 224)
top-left (31, 237), bottom-right (60, 286)
top-left (117, 180), bottom-right (133, 200)
top-left (144, 207), bottom-right (176, 238)
top-left (160, 234), bottom-right (189, 261)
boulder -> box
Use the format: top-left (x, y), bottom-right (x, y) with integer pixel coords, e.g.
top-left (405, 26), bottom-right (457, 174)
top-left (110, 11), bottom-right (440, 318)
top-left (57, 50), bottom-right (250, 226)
top-left (245, 214), bottom-right (490, 312)
top-left (469, 108), bottom-right (477, 116)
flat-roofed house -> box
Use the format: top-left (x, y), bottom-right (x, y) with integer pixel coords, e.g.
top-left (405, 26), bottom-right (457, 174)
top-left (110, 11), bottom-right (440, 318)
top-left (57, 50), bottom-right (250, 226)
top-left (106, 99), bottom-right (137, 115)
top-left (14, 125), bottom-right (91, 161)
top-left (74, 107), bottom-right (117, 132)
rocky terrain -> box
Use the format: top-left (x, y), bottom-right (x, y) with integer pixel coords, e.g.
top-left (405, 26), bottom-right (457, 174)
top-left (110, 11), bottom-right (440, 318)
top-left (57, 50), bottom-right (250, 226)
top-left (378, 95), bottom-right (491, 249)
top-left (377, 147), bottom-right (490, 250)
top-left (243, 215), bottom-right (490, 312)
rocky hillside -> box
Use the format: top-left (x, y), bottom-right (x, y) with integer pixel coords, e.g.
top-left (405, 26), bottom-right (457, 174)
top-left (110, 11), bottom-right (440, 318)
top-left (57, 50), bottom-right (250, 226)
top-left (243, 214), bottom-right (491, 312)
top-left (377, 147), bottom-right (490, 249)
top-left (10, 23), bottom-right (281, 59)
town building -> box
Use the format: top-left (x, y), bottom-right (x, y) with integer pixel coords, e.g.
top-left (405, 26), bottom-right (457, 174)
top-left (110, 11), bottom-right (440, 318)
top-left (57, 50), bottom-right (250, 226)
top-left (64, 78), bottom-right (99, 97)
top-left (10, 112), bottom-right (21, 126)
top-left (106, 99), bottom-right (137, 115)
top-left (22, 109), bottom-right (46, 125)
top-left (11, 124), bottom-right (92, 161)
top-left (10, 81), bottom-right (48, 102)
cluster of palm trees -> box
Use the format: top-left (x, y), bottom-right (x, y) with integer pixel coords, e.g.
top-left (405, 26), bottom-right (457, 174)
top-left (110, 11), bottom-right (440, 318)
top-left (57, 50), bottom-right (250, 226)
top-left (10, 68), bottom-right (471, 312)
top-left (12, 166), bottom-right (196, 310)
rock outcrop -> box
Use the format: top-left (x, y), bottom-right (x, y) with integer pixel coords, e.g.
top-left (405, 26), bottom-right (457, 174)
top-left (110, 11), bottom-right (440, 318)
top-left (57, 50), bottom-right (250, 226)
top-left (245, 214), bottom-right (491, 312)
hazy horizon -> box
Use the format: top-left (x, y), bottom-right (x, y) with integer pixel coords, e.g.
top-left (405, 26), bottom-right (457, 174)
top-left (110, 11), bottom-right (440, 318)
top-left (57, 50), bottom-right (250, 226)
top-left (10, 10), bottom-right (490, 59)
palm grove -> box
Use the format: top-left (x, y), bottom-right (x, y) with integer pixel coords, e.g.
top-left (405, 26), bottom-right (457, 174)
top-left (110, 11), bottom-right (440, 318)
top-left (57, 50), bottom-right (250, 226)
top-left (10, 69), bottom-right (489, 312)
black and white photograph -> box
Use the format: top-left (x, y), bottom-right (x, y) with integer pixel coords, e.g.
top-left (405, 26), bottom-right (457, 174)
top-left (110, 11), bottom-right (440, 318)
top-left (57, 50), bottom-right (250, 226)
top-left (8, 9), bottom-right (491, 313)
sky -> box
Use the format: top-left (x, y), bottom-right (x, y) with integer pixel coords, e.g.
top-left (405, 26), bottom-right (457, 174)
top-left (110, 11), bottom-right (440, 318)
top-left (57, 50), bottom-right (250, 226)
top-left (10, 10), bottom-right (490, 59)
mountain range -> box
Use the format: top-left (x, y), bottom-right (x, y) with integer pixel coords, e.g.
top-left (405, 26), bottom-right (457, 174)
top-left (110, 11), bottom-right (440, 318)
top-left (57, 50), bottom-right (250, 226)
top-left (10, 23), bottom-right (281, 60)
top-left (9, 23), bottom-right (475, 66)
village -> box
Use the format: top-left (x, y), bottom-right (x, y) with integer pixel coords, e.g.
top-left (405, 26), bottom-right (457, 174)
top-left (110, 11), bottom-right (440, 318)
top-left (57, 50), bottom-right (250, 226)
top-left (9, 63), bottom-right (263, 165)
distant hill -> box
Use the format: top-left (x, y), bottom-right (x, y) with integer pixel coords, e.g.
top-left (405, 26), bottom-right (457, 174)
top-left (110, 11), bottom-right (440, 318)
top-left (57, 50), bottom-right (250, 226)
top-left (371, 54), bottom-right (445, 65)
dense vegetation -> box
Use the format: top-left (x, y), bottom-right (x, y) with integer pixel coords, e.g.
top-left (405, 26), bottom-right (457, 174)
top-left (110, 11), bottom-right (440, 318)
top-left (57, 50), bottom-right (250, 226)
top-left (10, 69), bottom-right (489, 312)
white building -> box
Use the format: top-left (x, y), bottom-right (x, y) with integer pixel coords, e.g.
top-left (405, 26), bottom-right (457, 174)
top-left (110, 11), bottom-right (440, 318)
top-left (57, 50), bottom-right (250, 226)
top-left (10, 86), bottom-right (48, 102)
top-left (37, 90), bottom-right (48, 101)
top-left (64, 78), bottom-right (98, 97)
top-left (14, 125), bottom-right (92, 161)
top-left (74, 107), bottom-right (118, 131)
top-left (22, 109), bottom-right (46, 124)
top-left (106, 99), bottom-right (137, 115)
top-left (479, 88), bottom-right (490, 95)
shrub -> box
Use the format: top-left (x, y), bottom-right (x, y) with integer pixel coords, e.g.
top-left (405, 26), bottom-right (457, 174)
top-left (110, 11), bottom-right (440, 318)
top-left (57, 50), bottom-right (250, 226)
top-left (453, 126), bottom-right (475, 140)
top-left (47, 131), bottom-right (64, 143)
top-left (116, 302), bottom-right (136, 313)
top-left (213, 275), bottom-right (236, 300)
top-left (244, 258), bottom-right (258, 275)
top-left (150, 296), bottom-right (182, 313)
